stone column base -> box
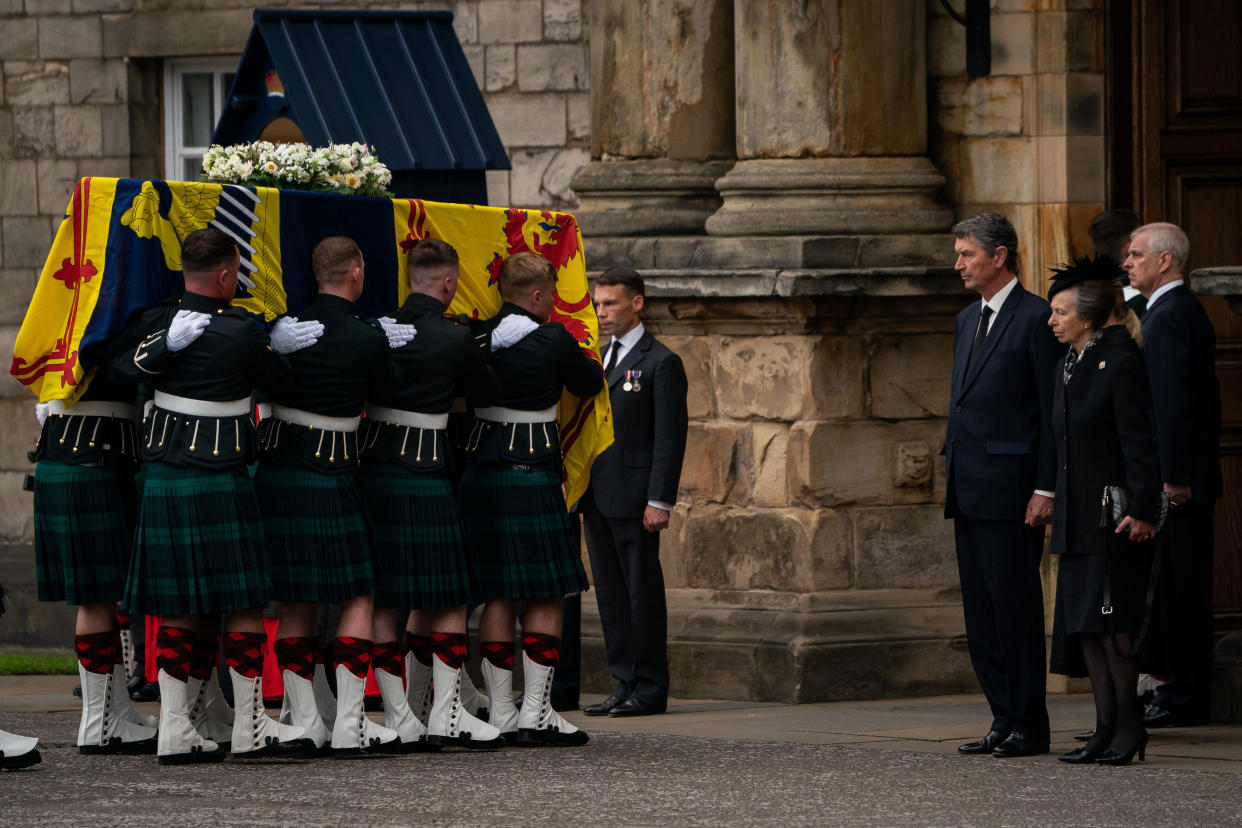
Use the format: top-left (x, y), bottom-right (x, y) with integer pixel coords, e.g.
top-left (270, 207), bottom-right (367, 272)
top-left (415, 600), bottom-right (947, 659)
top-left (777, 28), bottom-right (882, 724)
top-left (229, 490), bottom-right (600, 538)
top-left (581, 587), bottom-right (976, 703)
top-left (570, 159), bottom-right (735, 237)
top-left (705, 157), bottom-right (953, 237)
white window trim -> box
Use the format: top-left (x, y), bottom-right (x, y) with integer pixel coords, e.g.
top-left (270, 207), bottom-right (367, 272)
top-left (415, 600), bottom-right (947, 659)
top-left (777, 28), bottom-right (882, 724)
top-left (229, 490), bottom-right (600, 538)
top-left (163, 57), bottom-right (239, 182)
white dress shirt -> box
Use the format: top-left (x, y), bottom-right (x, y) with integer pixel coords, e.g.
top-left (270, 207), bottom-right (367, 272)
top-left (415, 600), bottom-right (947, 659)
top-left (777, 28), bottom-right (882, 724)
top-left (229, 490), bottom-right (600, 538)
top-left (1145, 279), bottom-right (1184, 312)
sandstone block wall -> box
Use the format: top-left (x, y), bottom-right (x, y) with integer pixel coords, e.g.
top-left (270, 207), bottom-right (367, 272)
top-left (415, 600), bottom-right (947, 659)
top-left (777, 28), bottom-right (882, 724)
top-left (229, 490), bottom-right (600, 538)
top-left (927, 0), bottom-right (1105, 294)
top-left (648, 297), bottom-right (963, 606)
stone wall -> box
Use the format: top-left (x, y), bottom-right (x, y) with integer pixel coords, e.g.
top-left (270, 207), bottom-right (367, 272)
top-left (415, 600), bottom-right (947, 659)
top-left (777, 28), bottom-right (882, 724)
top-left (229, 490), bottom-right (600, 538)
top-left (927, 0), bottom-right (1105, 294)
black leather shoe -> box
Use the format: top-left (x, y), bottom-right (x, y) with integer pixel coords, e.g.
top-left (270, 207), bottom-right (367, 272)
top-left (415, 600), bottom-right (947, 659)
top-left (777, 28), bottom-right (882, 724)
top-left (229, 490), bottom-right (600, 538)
top-left (583, 695), bottom-right (626, 717)
top-left (957, 730), bottom-right (1006, 755)
top-left (1141, 703), bottom-right (1205, 728)
top-left (991, 732), bottom-right (1049, 758)
top-left (609, 697), bottom-right (664, 717)
top-left (1073, 729), bottom-right (1094, 742)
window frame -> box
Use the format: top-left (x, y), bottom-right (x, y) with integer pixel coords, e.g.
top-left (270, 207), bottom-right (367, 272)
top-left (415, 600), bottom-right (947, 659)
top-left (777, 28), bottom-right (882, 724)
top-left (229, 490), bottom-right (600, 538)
top-left (162, 57), bottom-right (239, 182)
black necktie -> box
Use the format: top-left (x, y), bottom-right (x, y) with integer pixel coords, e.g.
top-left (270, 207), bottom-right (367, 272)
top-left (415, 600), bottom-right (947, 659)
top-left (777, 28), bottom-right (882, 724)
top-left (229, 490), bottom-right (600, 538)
top-left (967, 305), bottom-right (994, 370)
top-left (605, 342), bottom-right (621, 374)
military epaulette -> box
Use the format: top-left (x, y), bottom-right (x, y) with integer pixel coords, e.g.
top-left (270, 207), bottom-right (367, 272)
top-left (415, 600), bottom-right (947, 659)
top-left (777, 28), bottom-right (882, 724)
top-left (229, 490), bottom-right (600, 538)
top-left (218, 304), bottom-right (255, 320)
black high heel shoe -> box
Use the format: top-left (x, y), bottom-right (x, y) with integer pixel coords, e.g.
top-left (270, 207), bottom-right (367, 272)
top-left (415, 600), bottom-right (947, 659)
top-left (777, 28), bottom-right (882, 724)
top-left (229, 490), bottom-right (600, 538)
top-left (1096, 731), bottom-right (1149, 765)
top-left (1059, 745), bottom-right (1105, 764)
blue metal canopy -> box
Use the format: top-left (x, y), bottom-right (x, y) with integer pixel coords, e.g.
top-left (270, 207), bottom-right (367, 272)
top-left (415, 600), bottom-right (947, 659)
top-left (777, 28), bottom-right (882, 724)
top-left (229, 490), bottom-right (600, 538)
top-left (214, 9), bottom-right (510, 181)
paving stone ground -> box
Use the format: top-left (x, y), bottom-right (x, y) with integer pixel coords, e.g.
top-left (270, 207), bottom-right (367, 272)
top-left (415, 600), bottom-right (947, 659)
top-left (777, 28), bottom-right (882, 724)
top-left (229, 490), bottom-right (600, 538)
top-left (3, 677), bottom-right (1242, 826)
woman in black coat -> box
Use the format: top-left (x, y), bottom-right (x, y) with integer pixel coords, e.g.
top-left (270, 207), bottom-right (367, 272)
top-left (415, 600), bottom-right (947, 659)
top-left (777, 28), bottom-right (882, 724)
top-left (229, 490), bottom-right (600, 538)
top-left (1047, 259), bottom-right (1163, 766)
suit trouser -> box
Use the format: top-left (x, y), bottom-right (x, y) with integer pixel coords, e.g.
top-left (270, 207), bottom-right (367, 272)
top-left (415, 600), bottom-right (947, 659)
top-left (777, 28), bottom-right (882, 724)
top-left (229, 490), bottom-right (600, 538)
top-left (1152, 500), bottom-right (1215, 720)
top-left (582, 494), bottom-right (669, 707)
top-left (954, 516), bottom-right (1049, 739)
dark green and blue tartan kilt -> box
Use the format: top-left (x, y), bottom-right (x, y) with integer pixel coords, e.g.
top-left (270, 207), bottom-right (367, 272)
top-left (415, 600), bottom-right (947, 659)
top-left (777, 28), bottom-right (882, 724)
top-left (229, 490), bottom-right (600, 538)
top-left (357, 463), bottom-right (475, 610)
top-left (34, 460), bottom-right (137, 605)
top-left (456, 463), bottom-right (587, 601)
top-left (123, 461), bottom-right (271, 616)
top-left (253, 465), bottom-right (374, 604)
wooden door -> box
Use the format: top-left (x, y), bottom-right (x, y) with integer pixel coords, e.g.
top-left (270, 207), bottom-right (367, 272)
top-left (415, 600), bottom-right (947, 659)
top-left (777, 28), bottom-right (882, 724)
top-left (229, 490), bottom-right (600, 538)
top-left (1111, 0), bottom-right (1242, 632)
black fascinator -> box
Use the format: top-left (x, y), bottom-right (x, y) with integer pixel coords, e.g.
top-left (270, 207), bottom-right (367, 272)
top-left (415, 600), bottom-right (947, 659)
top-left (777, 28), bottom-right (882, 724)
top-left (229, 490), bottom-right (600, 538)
top-left (1047, 254), bottom-right (1127, 299)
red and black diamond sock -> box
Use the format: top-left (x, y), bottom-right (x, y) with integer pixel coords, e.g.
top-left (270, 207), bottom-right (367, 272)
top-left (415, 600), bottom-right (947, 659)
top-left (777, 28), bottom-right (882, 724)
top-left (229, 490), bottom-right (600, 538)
top-left (223, 631), bottom-right (265, 680)
top-left (189, 635), bottom-right (218, 682)
top-left (372, 641), bottom-right (403, 677)
top-left (521, 633), bottom-right (560, 668)
top-left (274, 636), bottom-right (317, 682)
top-left (480, 640), bottom-right (515, 671)
top-left (155, 626), bottom-right (194, 682)
top-left (431, 632), bottom-right (468, 670)
top-left (333, 636), bottom-right (372, 680)
top-left (75, 630), bottom-right (118, 676)
top-left (404, 632), bottom-right (433, 666)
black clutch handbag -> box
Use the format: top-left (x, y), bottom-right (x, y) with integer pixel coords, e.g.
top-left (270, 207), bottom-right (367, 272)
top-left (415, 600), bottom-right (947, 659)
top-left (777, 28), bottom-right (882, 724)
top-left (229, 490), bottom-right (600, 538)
top-left (1099, 485), bottom-right (1169, 535)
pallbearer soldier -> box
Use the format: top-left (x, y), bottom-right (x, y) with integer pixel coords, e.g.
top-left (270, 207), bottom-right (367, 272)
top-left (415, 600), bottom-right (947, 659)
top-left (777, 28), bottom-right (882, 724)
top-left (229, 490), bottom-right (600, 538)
top-left (256, 236), bottom-right (411, 756)
top-left (31, 323), bottom-right (162, 755)
top-left (122, 227), bottom-right (318, 764)
top-left (359, 238), bottom-right (505, 750)
top-left (459, 251), bottom-right (603, 746)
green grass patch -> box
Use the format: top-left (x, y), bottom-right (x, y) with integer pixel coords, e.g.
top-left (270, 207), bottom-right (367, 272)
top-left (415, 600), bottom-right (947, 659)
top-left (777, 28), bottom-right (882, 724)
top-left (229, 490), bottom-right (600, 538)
top-left (0, 652), bottom-right (78, 675)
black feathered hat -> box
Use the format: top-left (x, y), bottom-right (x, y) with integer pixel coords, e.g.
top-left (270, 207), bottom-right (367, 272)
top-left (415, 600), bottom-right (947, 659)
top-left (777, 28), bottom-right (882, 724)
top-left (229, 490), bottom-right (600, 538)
top-left (1047, 254), bottom-right (1127, 299)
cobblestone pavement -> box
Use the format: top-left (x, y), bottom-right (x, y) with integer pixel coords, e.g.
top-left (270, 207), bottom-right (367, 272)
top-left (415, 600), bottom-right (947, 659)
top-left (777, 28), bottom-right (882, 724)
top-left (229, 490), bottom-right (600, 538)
top-left (3, 680), bottom-right (1242, 826)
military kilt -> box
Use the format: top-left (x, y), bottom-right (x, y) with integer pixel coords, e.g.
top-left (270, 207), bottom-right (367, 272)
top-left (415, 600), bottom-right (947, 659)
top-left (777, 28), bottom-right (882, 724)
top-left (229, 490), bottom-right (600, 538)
top-left (457, 463), bottom-right (587, 600)
top-left (253, 465), bottom-right (375, 603)
top-left (358, 463), bottom-right (475, 610)
top-left (123, 462), bottom-right (270, 616)
top-left (34, 461), bottom-right (137, 605)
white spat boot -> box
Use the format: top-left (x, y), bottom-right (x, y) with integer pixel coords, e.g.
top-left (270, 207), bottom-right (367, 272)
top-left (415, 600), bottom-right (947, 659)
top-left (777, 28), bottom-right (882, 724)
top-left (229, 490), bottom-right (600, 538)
top-left (374, 667), bottom-right (435, 752)
top-left (427, 657), bottom-right (505, 750)
top-left (405, 652), bottom-right (433, 723)
top-left (228, 667), bottom-right (315, 760)
top-left (330, 665), bottom-right (401, 758)
top-left (189, 668), bottom-right (234, 751)
top-left (156, 670), bottom-right (224, 765)
top-left (515, 652), bottom-right (588, 747)
top-left (77, 664), bottom-right (157, 755)
top-left (0, 727), bottom-right (41, 771)
top-left (480, 658), bottom-right (519, 743)
top-left (280, 670), bottom-right (332, 752)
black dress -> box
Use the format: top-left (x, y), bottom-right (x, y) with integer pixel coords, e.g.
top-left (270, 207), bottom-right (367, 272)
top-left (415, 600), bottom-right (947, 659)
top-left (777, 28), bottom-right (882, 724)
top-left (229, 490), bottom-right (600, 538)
top-left (1049, 325), bottom-right (1163, 677)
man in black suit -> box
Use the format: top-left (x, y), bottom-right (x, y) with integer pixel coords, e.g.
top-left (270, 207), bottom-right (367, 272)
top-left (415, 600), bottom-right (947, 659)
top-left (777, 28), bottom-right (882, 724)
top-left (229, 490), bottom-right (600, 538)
top-left (1124, 221), bottom-right (1222, 728)
top-left (582, 265), bottom-right (688, 718)
top-left (944, 213), bottom-right (1064, 758)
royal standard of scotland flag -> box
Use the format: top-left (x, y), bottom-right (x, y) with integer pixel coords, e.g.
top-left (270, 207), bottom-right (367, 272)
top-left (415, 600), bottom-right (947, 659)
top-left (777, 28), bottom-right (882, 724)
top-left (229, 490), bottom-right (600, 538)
top-left (11, 177), bottom-right (612, 508)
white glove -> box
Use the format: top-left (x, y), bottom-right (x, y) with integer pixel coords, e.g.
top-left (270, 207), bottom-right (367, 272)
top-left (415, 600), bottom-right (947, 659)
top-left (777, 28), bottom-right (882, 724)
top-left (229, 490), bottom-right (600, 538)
top-left (270, 316), bottom-right (325, 355)
top-left (35, 402), bottom-right (49, 426)
top-left (167, 309), bottom-right (212, 352)
top-left (490, 314), bottom-right (539, 351)
top-left (378, 316), bottom-right (416, 349)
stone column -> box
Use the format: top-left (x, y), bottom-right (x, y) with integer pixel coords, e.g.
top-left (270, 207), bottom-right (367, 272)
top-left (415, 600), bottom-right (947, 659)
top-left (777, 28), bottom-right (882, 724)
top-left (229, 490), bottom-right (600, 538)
top-left (705, 0), bottom-right (950, 236)
top-left (570, 0), bottom-right (735, 236)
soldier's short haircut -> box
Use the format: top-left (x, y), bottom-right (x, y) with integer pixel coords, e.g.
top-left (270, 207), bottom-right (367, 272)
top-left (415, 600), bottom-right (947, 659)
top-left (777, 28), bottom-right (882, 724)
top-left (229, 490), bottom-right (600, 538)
top-left (311, 236), bottom-right (363, 286)
top-left (1134, 222), bottom-right (1190, 273)
top-left (406, 238), bottom-right (459, 287)
top-left (595, 264), bottom-right (644, 299)
top-left (498, 251), bottom-right (556, 300)
top-left (181, 227), bottom-right (238, 273)
top-left (1087, 209), bottom-right (1139, 262)
top-left (952, 212), bottom-right (1022, 277)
